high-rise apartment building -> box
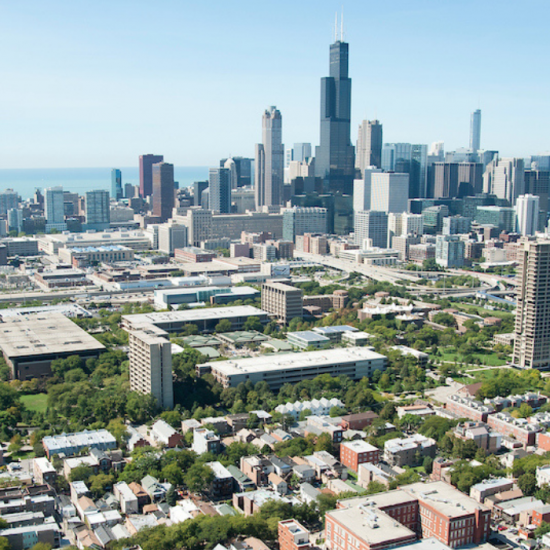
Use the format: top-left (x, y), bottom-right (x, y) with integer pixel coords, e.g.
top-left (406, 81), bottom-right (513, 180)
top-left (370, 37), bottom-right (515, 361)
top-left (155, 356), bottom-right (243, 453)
top-left (111, 169), bottom-right (122, 200)
top-left (209, 168), bottom-right (232, 214)
top-left (401, 213), bottom-right (423, 236)
top-left (152, 162), bottom-right (175, 222)
top-left (45, 186), bottom-right (66, 232)
top-left (282, 207), bottom-right (328, 242)
top-left (315, 35), bottom-right (355, 195)
top-left (442, 215), bottom-right (471, 235)
top-left (139, 154), bottom-right (164, 198)
top-left (255, 106), bottom-right (284, 209)
top-left (516, 194), bottom-right (540, 236)
top-left (129, 326), bottom-right (174, 409)
top-left (0, 189), bottom-right (20, 216)
top-left (470, 109), bottom-right (482, 152)
top-left (356, 120), bottom-right (383, 173)
top-left (85, 190), bottom-right (110, 230)
top-left (354, 211), bottom-right (388, 248)
top-left (370, 172), bottom-right (410, 214)
top-left (261, 281), bottom-right (303, 325)
top-left (483, 158), bottom-right (525, 205)
top-left (436, 235), bottom-right (465, 268)
top-left (513, 239), bottom-right (550, 370)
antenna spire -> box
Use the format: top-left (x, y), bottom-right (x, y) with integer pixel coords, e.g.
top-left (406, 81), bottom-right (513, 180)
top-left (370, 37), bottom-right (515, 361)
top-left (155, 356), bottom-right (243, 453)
top-left (341, 7), bottom-right (344, 41)
top-left (334, 12), bottom-right (338, 42)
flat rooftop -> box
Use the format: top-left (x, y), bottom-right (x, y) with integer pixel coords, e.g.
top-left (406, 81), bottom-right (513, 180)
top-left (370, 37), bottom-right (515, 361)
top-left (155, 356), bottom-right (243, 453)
top-left (203, 347), bottom-right (386, 376)
top-left (288, 331), bottom-right (330, 342)
top-left (328, 503), bottom-right (416, 545)
top-left (0, 313), bottom-right (105, 359)
top-left (342, 440), bottom-right (378, 453)
top-left (122, 305), bottom-right (268, 327)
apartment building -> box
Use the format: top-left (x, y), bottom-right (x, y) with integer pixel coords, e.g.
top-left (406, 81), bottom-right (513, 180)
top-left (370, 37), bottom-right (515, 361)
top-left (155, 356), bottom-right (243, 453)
top-left (339, 440), bottom-right (380, 472)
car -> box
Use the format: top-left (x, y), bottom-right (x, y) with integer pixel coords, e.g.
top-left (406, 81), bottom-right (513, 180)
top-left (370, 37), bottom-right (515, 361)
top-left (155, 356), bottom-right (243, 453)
top-left (498, 526), bottom-right (507, 531)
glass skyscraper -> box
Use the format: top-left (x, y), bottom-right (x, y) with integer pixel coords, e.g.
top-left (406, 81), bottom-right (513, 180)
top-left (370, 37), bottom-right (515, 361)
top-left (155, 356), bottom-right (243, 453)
top-left (111, 168), bottom-right (122, 200)
top-left (315, 39), bottom-right (355, 195)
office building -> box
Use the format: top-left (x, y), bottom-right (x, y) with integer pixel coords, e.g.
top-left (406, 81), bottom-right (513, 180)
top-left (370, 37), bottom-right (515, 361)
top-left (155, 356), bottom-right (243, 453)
top-left (111, 168), bottom-right (122, 200)
top-left (128, 325), bottom-right (174, 409)
top-left (432, 162), bottom-right (483, 198)
top-left (151, 162), bottom-right (175, 222)
top-left (158, 222), bottom-right (188, 254)
top-left (193, 181), bottom-right (209, 207)
top-left (382, 143), bottom-right (427, 198)
top-left (513, 240), bottom-right (550, 370)
top-left (223, 157), bottom-right (238, 190)
top-left (44, 186), bottom-right (66, 232)
top-left (0, 313), bottom-right (105, 380)
top-left (475, 206), bottom-right (516, 232)
top-left (0, 189), bottom-right (20, 216)
top-left (209, 168), bottom-right (232, 214)
top-left (124, 182), bottom-right (136, 200)
top-left (422, 205), bottom-right (449, 234)
top-left (370, 172), bottom-right (410, 213)
top-left (356, 120), bottom-right (383, 172)
top-left (516, 194), bottom-right (540, 236)
top-left (255, 106), bottom-right (284, 209)
top-left (353, 168), bottom-right (382, 213)
top-left (483, 157), bottom-right (525, 205)
top-left (287, 143), bottom-right (312, 164)
top-left (436, 235), bottom-right (465, 268)
top-left (261, 281), bottom-right (303, 324)
top-left (354, 211), bottom-right (388, 248)
top-left (282, 207), bottom-right (328, 242)
top-left (470, 109), bottom-right (482, 152)
top-left (198, 347), bottom-right (386, 390)
top-left (525, 170), bottom-right (550, 216)
top-left (139, 154), bottom-right (164, 197)
top-left (220, 157), bottom-right (253, 188)
top-left (315, 31), bottom-right (355, 195)
top-left (7, 208), bottom-right (22, 233)
top-left (85, 189), bottom-right (110, 230)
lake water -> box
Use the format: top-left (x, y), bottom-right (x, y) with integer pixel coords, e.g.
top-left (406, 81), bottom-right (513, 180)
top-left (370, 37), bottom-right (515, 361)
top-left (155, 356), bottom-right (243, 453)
top-left (0, 167), bottom-right (209, 199)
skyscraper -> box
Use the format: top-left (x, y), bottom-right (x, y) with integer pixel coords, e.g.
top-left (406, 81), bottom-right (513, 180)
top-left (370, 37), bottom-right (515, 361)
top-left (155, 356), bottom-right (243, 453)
top-left (516, 194), bottom-right (540, 236)
top-left (356, 120), bottom-right (382, 173)
top-left (152, 162), bottom-right (175, 222)
top-left (470, 109), bottom-right (481, 152)
top-left (382, 143), bottom-right (427, 198)
top-left (315, 34), bottom-right (355, 195)
top-left (255, 106), bottom-right (284, 209)
top-left (354, 211), bottom-right (388, 248)
top-left (483, 157), bottom-right (525, 205)
top-left (513, 239), bottom-right (550, 370)
top-left (209, 168), bottom-right (232, 214)
top-left (139, 154), bottom-right (164, 198)
top-left (111, 168), bottom-right (122, 200)
top-left (353, 168), bottom-right (382, 213)
top-left (85, 190), bottom-right (110, 230)
top-left (370, 173), bottom-right (410, 214)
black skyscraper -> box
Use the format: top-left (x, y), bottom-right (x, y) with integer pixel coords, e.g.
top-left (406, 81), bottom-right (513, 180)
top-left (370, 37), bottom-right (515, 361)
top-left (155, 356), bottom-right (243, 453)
top-left (315, 38), bottom-right (355, 195)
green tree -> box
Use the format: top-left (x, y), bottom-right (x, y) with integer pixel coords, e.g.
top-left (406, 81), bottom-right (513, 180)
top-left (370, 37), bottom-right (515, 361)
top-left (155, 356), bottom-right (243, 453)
top-left (243, 317), bottom-right (263, 332)
top-left (69, 465), bottom-right (93, 483)
top-left (535, 522), bottom-right (550, 538)
top-left (0, 537), bottom-right (9, 550)
top-left (518, 473), bottom-right (537, 496)
top-left (89, 473), bottom-right (115, 498)
top-left (162, 462), bottom-right (184, 486)
top-left (30, 544), bottom-right (53, 550)
top-left (215, 319), bottom-right (232, 333)
top-left (185, 463), bottom-right (215, 494)
top-left (166, 485), bottom-right (177, 506)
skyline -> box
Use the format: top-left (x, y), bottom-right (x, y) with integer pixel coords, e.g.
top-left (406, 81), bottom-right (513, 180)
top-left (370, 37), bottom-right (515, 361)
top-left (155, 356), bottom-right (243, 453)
top-left (1, 0), bottom-right (549, 168)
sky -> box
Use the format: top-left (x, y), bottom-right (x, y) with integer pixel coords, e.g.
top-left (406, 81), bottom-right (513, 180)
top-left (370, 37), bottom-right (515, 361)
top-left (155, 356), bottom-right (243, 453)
top-left (0, 0), bottom-right (549, 169)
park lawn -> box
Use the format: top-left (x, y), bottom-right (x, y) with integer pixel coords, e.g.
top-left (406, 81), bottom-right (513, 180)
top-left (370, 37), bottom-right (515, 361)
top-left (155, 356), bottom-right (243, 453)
top-left (20, 393), bottom-right (49, 413)
top-left (451, 303), bottom-right (514, 319)
top-left (435, 351), bottom-right (507, 366)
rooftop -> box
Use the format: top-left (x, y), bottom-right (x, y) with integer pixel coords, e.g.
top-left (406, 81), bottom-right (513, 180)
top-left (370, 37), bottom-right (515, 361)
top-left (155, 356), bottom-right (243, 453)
top-left (342, 440), bottom-right (378, 453)
top-left (0, 313), bottom-right (105, 359)
top-left (203, 347), bottom-right (386, 376)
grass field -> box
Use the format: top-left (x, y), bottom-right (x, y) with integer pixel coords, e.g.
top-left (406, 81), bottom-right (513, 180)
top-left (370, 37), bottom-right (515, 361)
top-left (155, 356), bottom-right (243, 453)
top-left (20, 393), bottom-right (48, 413)
top-left (436, 351), bottom-right (508, 366)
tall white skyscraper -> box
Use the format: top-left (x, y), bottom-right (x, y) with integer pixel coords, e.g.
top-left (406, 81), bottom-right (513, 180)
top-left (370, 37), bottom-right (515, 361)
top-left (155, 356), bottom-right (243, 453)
top-left (255, 106), bottom-right (284, 209)
top-left (354, 211), bottom-right (388, 248)
top-left (370, 172), bottom-right (410, 214)
top-left (470, 109), bottom-right (481, 152)
top-left (353, 168), bottom-right (382, 213)
top-left (224, 158), bottom-right (239, 190)
top-left (516, 194), bottom-right (540, 236)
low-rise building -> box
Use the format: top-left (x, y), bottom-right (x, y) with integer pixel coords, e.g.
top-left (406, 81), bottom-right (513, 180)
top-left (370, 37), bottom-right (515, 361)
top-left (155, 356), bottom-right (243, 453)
top-left (207, 461), bottom-right (234, 499)
top-left (150, 419), bottom-right (183, 448)
top-left (470, 478), bottom-right (514, 503)
top-left (383, 434), bottom-right (436, 467)
top-left (192, 428), bottom-right (221, 455)
top-left (453, 422), bottom-right (501, 453)
top-left (32, 458), bottom-right (57, 486)
top-left (339, 440), bottom-right (379, 472)
top-left (43, 429), bottom-right (117, 459)
top-left (340, 411), bottom-right (379, 431)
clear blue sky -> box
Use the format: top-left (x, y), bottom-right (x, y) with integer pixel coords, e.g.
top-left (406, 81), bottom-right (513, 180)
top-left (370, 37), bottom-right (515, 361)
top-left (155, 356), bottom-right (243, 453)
top-left (1, 0), bottom-right (548, 168)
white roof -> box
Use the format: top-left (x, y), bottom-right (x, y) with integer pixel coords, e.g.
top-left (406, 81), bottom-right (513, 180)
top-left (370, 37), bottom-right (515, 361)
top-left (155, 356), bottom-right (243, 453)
top-left (342, 440), bottom-right (378, 453)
